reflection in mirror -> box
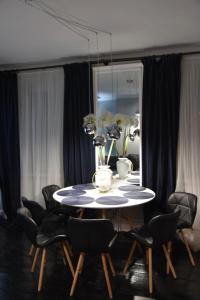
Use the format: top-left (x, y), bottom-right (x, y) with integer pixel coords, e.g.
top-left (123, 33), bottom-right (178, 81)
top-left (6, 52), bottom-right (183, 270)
top-left (93, 63), bottom-right (143, 178)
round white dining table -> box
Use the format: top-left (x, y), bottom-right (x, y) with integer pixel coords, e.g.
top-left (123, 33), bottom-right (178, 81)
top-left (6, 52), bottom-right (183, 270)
top-left (53, 173), bottom-right (155, 211)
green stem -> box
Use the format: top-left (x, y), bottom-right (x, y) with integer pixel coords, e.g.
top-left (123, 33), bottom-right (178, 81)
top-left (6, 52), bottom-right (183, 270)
top-left (102, 146), bottom-right (106, 165)
top-left (107, 139), bottom-right (115, 165)
top-left (123, 127), bottom-right (127, 156)
top-left (124, 135), bottom-right (129, 156)
top-left (97, 147), bottom-right (102, 165)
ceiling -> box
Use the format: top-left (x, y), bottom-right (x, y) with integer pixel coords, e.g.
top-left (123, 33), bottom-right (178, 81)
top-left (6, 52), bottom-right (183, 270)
top-left (0, 0), bottom-right (200, 66)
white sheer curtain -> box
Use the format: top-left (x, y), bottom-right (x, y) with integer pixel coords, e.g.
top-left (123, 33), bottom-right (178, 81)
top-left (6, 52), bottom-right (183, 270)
top-left (18, 68), bottom-right (64, 207)
top-left (176, 55), bottom-right (200, 251)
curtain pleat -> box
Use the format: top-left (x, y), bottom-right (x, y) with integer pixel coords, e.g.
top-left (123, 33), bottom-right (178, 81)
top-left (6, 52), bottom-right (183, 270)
top-left (0, 72), bottom-right (21, 220)
top-left (18, 68), bottom-right (64, 207)
top-left (176, 55), bottom-right (200, 251)
top-left (142, 55), bottom-right (181, 217)
top-left (63, 63), bottom-right (95, 186)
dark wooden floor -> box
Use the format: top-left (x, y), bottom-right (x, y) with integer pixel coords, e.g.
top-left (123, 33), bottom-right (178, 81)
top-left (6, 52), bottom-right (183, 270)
top-left (0, 224), bottom-right (200, 300)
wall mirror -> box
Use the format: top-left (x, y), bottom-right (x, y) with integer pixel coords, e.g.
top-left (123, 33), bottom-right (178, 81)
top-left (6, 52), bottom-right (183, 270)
top-left (93, 62), bottom-right (143, 180)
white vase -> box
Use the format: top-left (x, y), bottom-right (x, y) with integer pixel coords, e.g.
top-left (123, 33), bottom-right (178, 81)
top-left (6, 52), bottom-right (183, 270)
top-left (116, 158), bottom-right (130, 179)
top-left (126, 159), bottom-right (133, 173)
top-left (95, 165), bottom-right (113, 192)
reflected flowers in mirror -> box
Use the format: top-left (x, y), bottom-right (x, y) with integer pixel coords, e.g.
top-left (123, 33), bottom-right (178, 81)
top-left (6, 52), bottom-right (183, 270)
top-left (93, 135), bottom-right (106, 147)
top-left (83, 114), bottom-right (96, 135)
top-left (107, 124), bottom-right (121, 140)
top-left (128, 116), bottom-right (139, 142)
top-left (83, 111), bottom-right (140, 165)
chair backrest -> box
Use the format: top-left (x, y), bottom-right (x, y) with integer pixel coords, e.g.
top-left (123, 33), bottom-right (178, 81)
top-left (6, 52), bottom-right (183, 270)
top-left (148, 211), bottom-right (180, 247)
top-left (22, 197), bottom-right (45, 225)
top-left (17, 207), bottom-right (38, 245)
top-left (167, 192), bottom-right (197, 228)
top-left (42, 185), bottom-right (61, 211)
top-left (68, 218), bottom-right (115, 253)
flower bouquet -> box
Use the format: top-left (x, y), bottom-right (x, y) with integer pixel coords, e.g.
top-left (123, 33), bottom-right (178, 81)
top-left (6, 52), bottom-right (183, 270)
top-left (83, 111), bottom-right (139, 166)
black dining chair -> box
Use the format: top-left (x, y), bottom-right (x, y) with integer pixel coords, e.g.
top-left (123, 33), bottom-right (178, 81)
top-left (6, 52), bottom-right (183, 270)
top-left (22, 197), bottom-right (46, 225)
top-left (68, 218), bottom-right (117, 299)
top-left (42, 184), bottom-right (61, 211)
top-left (22, 196), bottom-right (66, 256)
top-left (42, 184), bottom-right (79, 217)
top-left (17, 207), bottom-right (75, 292)
top-left (167, 192), bottom-right (197, 266)
top-left (22, 196), bottom-right (66, 225)
top-left (123, 211), bottom-right (180, 294)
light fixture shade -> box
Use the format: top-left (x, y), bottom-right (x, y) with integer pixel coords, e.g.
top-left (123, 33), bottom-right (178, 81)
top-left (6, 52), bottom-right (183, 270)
top-left (83, 123), bottom-right (96, 135)
top-left (134, 129), bottom-right (140, 136)
top-left (129, 133), bottom-right (135, 142)
top-left (93, 135), bottom-right (106, 147)
top-left (107, 124), bottom-right (121, 140)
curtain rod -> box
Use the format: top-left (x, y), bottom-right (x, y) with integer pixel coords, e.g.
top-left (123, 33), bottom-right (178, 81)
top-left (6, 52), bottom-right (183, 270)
top-left (3, 50), bottom-right (200, 73)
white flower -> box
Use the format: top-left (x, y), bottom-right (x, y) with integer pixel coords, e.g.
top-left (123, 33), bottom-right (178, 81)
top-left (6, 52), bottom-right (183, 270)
top-left (98, 111), bottom-right (114, 126)
top-left (129, 115), bottom-right (139, 127)
top-left (114, 113), bottom-right (129, 127)
top-left (83, 113), bottom-right (96, 126)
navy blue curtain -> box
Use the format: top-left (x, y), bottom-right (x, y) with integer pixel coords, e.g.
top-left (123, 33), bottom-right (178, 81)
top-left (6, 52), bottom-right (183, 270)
top-left (0, 72), bottom-right (21, 220)
top-left (142, 55), bottom-right (181, 216)
top-left (63, 63), bottom-right (95, 186)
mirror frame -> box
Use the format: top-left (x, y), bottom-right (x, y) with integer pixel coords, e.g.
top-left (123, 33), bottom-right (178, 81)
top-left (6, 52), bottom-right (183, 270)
top-left (93, 62), bottom-right (143, 182)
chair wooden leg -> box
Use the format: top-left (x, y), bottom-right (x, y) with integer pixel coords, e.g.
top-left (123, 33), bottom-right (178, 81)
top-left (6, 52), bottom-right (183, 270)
top-left (162, 244), bottom-right (177, 279)
top-left (29, 244), bottom-right (35, 256)
top-left (78, 252), bottom-right (85, 275)
top-left (38, 248), bottom-right (47, 292)
top-left (101, 253), bottom-right (113, 299)
top-left (148, 248), bottom-right (153, 294)
top-left (79, 209), bottom-right (85, 218)
top-left (70, 252), bottom-right (85, 297)
top-left (65, 240), bottom-right (73, 257)
top-left (31, 248), bottom-right (40, 273)
top-left (62, 242), bottom-right (75, 277)
top-left (106, 253), bottom-right (116, 276)
top-left (180, 229), bottom-right (196, 266)
top-left (59, 243), bottom-right (67, 266)
top-left (166, 241), bottom-right (172, 274)
top-left (123, 240), bottom-right (137, 274)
